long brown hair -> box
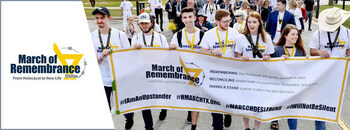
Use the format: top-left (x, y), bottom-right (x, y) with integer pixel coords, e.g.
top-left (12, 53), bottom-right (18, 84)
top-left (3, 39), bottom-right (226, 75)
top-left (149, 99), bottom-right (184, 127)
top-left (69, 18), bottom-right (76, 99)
top-left (242, 11), bottom-right (267, 43)
top-left (276, 24), bottom-right (306, 56)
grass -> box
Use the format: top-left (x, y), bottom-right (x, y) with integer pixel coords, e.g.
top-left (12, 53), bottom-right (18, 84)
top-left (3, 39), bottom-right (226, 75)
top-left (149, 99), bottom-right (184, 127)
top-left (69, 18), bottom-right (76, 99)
top-left (85, 8), bottom-right (150, 18)
top-left (314, 4), bottom-right (350, 29)
top-left (83, 1), bottom-right (137, 7)
top-left (85, 8), bottom-right (136, 17)
top-left (83, 0), bottom-right (160, 18)
top-left (82, 0), bottom-right (168, 7)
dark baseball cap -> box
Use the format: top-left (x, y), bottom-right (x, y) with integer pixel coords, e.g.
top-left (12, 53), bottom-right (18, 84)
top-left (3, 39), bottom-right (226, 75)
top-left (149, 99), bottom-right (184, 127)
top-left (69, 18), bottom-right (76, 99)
top-left (92, 7), bottom-right (111, 16)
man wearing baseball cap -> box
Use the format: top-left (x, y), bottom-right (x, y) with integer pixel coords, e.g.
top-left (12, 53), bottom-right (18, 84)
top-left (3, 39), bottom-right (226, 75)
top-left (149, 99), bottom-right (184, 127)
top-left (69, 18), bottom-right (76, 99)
top-left (309, 7), bottom-right (350, 130)
top-left (131, 12), bottom-right (169, 130)
top-left (91, 7), bottom-right (133, 129)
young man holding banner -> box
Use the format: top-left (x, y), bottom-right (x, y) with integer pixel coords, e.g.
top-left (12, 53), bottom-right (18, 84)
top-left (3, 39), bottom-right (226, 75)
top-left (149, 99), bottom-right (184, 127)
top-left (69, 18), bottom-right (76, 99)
top-left (309, 7), bottom-right (350, 130)
top-left (131, 12), bottom-right (169, 130)
top-left (90, 7), bottom-right (133, 129)
top-left (200, 9), bottom-right (239, 130)
top-left (169, 7), bottom-right (205, 130)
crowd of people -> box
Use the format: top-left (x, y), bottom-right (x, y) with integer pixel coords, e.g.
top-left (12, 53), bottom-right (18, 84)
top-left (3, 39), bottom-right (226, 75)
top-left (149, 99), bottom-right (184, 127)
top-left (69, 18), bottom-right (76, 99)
top-left (91, 0), bottom-right (350, 129)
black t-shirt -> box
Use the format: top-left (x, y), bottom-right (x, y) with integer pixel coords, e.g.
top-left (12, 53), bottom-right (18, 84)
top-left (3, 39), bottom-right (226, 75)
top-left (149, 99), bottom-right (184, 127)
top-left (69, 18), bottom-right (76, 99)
top-left (304, 0), bottom-right (314, 11)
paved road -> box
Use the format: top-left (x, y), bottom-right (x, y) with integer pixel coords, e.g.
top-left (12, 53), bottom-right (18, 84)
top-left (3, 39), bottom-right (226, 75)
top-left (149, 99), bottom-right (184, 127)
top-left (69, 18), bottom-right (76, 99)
top-left (87, 14), bottom-right (350, 129)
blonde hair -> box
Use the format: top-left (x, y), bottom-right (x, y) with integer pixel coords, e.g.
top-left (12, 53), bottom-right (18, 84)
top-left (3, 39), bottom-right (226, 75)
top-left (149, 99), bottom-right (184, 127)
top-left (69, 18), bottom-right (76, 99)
top-left (127, 16), bottom-right (134, 20)
top-left (289, 0), bottom-right (297, 9)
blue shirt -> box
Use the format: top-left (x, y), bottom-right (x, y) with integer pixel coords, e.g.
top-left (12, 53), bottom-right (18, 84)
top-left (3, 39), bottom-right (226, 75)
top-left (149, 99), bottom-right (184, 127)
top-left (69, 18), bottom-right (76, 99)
top-left (271, 45), bottom-right (304, 57)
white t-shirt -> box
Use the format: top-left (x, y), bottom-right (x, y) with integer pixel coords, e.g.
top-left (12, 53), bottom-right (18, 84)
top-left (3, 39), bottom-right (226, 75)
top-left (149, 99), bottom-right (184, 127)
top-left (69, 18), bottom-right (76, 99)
top-left (200, 27), bottom-right (239, 58)
top-left (148, 0), bottom-right (162, 14)
top-left (309, 26), bottom-right (350, 57)
top-left (171, 27), bottom-right (202, 50)
top-left (148, 0), bottom-right (162, 8)
top-left (91, 28), bottom-right (130, 87)
top-left (121, 1), bottom-right (133, 12)
top-left (235, 33), bottom-right (274, 58)
top-left (154, 23), bottom-right (161, 32)
top-left (288, 8), bottom-right (303, 30)
top-left (233, 21), bottom-right (246, 33)
top-left (203, 3), bottom-right (220, 23)
top-left (273, 11), bottom-right (285, 43)
top-left (131, 31), bottom-right (169, 48)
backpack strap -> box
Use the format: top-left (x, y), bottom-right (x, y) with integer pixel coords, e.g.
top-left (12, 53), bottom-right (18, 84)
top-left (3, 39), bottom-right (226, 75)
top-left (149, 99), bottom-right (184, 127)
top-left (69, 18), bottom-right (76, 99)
top-left (198, 30), bottom-right (205, 45)
top-left (159, 33), bottom-right (163, 45)
top-left (177, 30), bottom-right (183, 47)
top-left (318, 30), bottom-right (320, 44)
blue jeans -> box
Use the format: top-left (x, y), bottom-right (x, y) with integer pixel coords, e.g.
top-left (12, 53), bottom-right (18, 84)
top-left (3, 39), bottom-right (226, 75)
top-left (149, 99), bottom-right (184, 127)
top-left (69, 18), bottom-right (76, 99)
top-left (315, 121), bottom-right (326, 130)
top-left (288, 119), bottom-right (297, 130)
top-left (288, 119), bottom-right (325, 130)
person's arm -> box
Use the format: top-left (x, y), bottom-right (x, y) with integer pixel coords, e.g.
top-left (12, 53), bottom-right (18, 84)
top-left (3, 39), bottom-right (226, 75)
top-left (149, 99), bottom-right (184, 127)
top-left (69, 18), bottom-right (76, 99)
top-left (119, 31), bottom-right (131, 48)
top-left (169, 33), bottom-right (178, 49)
top-left (199, 34), bottom-right (211, 52)
top-left (234, 35), bottom-right (249, 60)
top-left (309, 31), bottom-right (330, 58)
top-left (299, 17), bottom-right (304, 31)
top-left (199, 33), bottom-right (220, 56)
top-left (131, 4), bottom-right (134, 14)
top-left (234, 52), bottom-right (242, 58)
top-left (207, 22), bottom-right (214, 30)
top-left (310, 48), bottom-right (330, 58)
top-left (148, 0), bottom-right (152, 11)
top-left (131, 35), bottom-right (142, 49)
top-left (346, 49), bottom-right (350, 57)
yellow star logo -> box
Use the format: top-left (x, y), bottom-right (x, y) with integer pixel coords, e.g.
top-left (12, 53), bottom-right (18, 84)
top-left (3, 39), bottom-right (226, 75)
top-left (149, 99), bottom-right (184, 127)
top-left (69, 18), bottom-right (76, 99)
top-left (228, 41), bottom-right (235, 49)
top-left (338, 39), bottom-right (346, 49)
top-left (179, 57), bottom-right (203, 87)
top-left (53, 43), bottom-right (83, 80)
top-left (110, 45), bottom-right (119, 50)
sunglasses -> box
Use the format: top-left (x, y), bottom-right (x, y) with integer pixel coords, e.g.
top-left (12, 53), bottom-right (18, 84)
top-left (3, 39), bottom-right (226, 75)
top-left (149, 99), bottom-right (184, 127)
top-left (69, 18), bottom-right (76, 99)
top-left (234, 15), bottom-right (242, 18)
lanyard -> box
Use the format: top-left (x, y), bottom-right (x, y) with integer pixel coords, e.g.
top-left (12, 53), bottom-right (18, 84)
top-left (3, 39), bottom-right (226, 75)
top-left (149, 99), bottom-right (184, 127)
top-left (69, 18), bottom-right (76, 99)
top-left (98, 28), bottom-right (111, 50)
top-left (143, 32), bottom-right (154, 47)
top-left (278, 12), bottom-right (284, 25)
top-left (216, 27), bottom-right (228, 55)
top-left (247, 33), bottom-right (262, 58)
top-left (184, 28), bottom-right (197, 50)
top-left (327, 28), bottom-right (341, 51)
top-left (283, 45), bottom-right (296, 57)
top-left (129, 24), bottom-right (134, 36)
top-left (237, 21), bottom-right (244, 33)
top-left (209, 4), bottom-right (214, 14)
top-left (177, 2), bottom-right (182, 12)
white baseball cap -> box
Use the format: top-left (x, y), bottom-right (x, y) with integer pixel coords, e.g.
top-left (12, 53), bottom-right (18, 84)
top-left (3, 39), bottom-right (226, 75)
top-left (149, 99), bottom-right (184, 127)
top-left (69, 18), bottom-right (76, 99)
top-left (138, 12), bottom-right (152, 23)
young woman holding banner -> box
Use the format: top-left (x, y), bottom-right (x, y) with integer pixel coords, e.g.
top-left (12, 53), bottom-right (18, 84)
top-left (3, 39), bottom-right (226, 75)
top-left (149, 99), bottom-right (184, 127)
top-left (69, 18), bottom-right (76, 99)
top-left (270, 24), bottom-right (308, 130)
top-left (234, 11), bottom-right (274, 130)
top-left (271, 24), bottom-right (307, 59)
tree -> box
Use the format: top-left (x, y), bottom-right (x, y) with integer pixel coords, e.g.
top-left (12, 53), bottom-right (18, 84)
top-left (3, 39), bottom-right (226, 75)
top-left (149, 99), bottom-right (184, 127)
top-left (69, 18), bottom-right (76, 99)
top-left (329, 0), bottom-right (333, 5)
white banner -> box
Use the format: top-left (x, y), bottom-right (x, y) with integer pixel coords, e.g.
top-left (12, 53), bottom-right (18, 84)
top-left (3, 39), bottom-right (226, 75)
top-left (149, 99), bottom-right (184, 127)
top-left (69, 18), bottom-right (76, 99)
top-left (111, 48), bottom-right (349, 123)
